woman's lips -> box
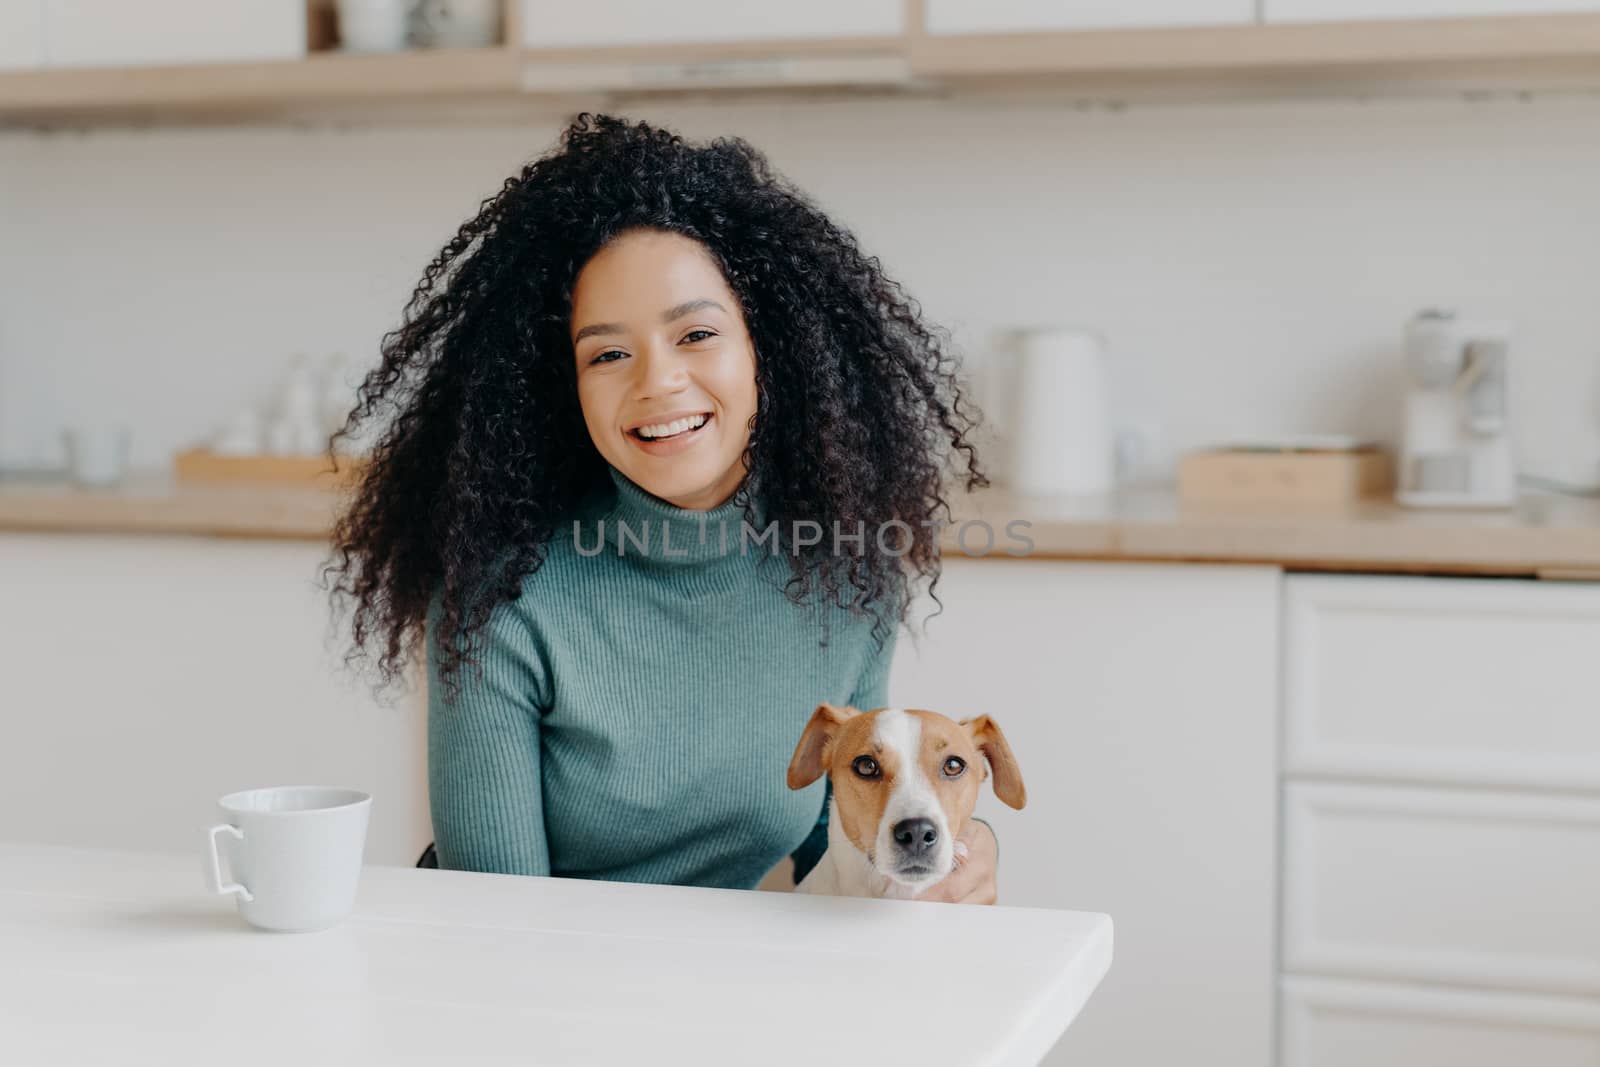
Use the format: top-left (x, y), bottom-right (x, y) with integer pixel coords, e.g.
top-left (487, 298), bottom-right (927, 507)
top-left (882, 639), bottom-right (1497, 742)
top-left (627, 412), bottom-right (713, 457)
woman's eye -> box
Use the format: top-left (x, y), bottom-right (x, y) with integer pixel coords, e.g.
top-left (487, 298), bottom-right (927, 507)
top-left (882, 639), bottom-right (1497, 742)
top-left (942, 757), bottom-right (966, 778)
top-left (852, 756), bottom-right (880, 779)
top-left (681, 329), bottom-right (716, 344)
top-left (590, 349), bottom-right (625, 365)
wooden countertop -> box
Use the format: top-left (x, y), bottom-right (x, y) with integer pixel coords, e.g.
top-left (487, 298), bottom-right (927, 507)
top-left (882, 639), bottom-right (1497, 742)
top-left (954, 485), bottom-right (1600, 577)
top-left (0, 475), bottom-right (344, 540)
top-left (1, 474), bottom-right (1597, 577)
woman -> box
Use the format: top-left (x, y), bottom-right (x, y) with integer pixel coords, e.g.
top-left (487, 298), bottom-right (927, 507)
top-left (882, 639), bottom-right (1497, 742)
top-left (326, 114), bottom-right (997, 902)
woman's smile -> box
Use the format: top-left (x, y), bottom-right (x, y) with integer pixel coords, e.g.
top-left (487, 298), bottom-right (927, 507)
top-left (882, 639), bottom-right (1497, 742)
top-left (627, 410), bottom-right (715, 457)
top-left (628, 410), bottom-right (711, 442)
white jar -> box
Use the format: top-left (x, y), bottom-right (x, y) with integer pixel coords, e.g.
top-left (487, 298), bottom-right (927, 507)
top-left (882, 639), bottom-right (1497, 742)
top-left (336, 0), bottom-right (413, 52)
top-left (1006, 328), bottom-right (1115, 496)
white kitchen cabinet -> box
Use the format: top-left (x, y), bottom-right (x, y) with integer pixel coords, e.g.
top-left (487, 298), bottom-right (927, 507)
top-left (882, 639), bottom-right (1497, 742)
top-left (1265, 1), bottom-right (1600, 22)
top-left (0, 0), bottom-right (45, 70)
top-left (1285, 574), bottom-right (1600, 793)
top-left (43, 0), bottom-right (306, 69)
top-left (889, 559), bottom-right (1281, 1067)
top-left (0, 534), bottom-right (428, 867)
top-left (924, 0), bottom-right (1256, 35)
top-left (1281, 975), bottom-right (1600, 1067)
top-left (518, 0), bottom-right (904, 48)
top-left (1280, 571), bottom-right (1600, 1064)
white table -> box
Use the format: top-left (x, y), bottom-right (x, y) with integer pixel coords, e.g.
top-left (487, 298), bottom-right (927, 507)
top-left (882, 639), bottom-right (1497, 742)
top-left (0, 842), bottom-right (1112, 1066)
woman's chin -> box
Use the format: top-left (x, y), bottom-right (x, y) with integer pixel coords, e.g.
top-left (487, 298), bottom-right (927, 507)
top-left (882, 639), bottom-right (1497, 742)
top-left (620, 455), bottom-right (740, 511)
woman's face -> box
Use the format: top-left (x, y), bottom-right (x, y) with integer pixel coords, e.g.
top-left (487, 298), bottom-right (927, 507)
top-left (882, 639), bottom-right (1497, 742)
top-left (571, 229), bottom-right (759, 511)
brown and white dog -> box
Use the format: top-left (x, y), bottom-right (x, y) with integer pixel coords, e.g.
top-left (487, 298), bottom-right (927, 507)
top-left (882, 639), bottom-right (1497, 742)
top-left (785, 704), bottom-right (1026, 899)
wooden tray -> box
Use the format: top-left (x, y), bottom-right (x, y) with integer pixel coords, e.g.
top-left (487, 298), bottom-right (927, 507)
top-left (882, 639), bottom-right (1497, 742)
top-left (174, 448), bottom-right (367, 488)
top-left (1179, 447), bottom-right (1393, 504)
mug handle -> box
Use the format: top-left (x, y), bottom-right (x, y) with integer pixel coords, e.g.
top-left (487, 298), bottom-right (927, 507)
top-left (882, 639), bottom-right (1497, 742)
top-left (206, 824), bottom-right (254, 902)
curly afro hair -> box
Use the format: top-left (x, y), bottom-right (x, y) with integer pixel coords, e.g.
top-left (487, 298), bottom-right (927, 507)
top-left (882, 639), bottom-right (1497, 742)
top-left (324, 113), bottom-right (987, 701)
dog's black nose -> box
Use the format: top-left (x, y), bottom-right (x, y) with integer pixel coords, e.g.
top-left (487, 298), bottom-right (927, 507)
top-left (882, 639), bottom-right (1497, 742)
top-left (893, 818), bottom-right (939, 856)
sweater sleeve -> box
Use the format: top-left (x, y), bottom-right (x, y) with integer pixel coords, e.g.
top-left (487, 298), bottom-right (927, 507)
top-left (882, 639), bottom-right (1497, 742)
top-left (790, 619), bottom-right (900, 884)
top-left (427, 593), bottom-right (552, 877)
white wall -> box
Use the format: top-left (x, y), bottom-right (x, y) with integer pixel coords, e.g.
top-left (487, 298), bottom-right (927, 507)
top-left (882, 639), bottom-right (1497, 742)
top-left (2, 92), bottom-right (1597, 486)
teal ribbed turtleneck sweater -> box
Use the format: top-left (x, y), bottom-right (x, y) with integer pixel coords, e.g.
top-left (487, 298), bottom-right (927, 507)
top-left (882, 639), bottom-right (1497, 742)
top-left (426, 464), bottom-right (896, 890)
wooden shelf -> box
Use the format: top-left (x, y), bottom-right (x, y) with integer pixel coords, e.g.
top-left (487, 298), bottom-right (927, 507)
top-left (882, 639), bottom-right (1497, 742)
top-left (905, 13), bottom-right (1600, 99)
top-left (9, 13), bottom-right (1600, 125)
top-left (0, 46), bottom-right (529, 124)
top-left (910, 13), bottom-right (1600, 77)
top-left (0, 41), bottom-right (919, 125)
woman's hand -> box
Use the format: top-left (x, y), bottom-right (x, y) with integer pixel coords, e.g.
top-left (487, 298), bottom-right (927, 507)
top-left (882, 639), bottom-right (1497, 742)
top-left (914, 819), bottom-right (998, 905)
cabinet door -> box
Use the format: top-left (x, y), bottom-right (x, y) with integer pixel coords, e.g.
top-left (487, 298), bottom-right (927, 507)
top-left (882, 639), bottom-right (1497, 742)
top-left (925, 0), bottom-right (1255, 34)
top-left (1282, 976), bottom-right (1600, 1067)
top-left (1283, 782), bottom-right (1600, 996)
top-left (44, 0), bottom-right (306, 68)
top-left (519, 0), bottom-right (904, 48)
top-left (0, 534), bottom-right (429, 867)
top-left (1284, 574), bottom-right (1600, 793)
top-left (889, 559), bottom-right (1281, 1067)
top-left (1266, 1), bottom-right (1600, 22)
top-left (0, 0), bottom-right (45, 70)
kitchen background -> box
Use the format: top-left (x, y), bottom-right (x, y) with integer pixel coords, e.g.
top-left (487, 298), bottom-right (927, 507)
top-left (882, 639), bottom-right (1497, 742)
top-left (3, 91), bottom-right (1599, 486)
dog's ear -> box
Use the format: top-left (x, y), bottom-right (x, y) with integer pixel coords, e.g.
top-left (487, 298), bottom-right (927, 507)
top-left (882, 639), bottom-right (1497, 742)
top-left (962, 715), bottom-right (1027, 810)
top-left (786, 703), bottom-right (861, 790)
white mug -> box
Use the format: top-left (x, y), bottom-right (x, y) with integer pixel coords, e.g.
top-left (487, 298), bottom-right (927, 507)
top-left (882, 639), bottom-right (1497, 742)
top-left (206, 786), bottom-right (372, 933)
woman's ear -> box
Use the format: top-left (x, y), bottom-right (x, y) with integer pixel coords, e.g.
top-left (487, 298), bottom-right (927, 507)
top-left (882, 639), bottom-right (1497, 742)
top-left (962, 715), bottom-right (1027, 810)
top-left (786, 703), bottom-right (860, 790)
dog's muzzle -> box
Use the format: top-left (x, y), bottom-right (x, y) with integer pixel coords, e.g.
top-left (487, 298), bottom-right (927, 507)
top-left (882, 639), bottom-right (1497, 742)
top-left (890, 817), bottom-right (944, 880)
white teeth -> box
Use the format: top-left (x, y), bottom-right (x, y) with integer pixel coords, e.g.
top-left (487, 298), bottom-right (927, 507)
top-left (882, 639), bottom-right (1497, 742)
top-left (635, 413), bottom-right (709, 440)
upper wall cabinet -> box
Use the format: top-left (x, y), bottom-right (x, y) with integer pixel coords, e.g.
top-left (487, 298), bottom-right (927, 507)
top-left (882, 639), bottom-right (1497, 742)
top-left (518, 0), bottom-right (905, 48)
top-left (43, 0), bottom-right (306, 68)
top-left (924, 0), bottom-right (1256, 34)
top-left (0, 1), bottom-right (45, 70)
top-left (1264, 1), bottom-right (1600, 21)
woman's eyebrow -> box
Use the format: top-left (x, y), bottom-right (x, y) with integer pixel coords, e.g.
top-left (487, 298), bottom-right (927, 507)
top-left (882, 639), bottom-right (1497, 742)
top-left (662, 299), bottom-right (726, 322)
top-left (573, 321), bottom-right (623, 344)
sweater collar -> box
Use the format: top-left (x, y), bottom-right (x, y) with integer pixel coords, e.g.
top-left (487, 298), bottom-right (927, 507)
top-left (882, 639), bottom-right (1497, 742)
top-left (598, 464), bottom-right (768, 567)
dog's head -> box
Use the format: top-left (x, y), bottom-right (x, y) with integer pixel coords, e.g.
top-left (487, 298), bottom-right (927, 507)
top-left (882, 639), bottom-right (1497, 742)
top-left (786, 705), bottom-right (1026, 892)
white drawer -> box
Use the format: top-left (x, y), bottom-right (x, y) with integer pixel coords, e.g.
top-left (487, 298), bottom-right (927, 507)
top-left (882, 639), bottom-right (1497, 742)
top-left (44, 0), bottom-right (306, 69)
top-left (1284, 782), bottom-right (1600, 996)
top-left (1266, 1), bottom-right (1600, 21)
top-left (1285, 575), bottom-right (1600, 792)
top-left (0, 0), bottom-right (45, 70)
top-left (1281, 975), bottom-right (1600, 1067)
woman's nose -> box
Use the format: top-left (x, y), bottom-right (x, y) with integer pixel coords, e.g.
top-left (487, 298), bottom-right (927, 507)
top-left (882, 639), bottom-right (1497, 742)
top-left (633, 343), bottom-right (689, 399)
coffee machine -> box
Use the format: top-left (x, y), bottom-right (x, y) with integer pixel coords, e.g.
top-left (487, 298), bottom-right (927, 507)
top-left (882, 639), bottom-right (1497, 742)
top-left (1397, 309), bottom-right (1516, 509)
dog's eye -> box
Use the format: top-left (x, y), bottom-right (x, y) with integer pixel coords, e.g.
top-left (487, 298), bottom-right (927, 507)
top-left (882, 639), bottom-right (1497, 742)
top-left (942, 757), bottom-right (966, 778)
top-left (852, 756), bottom-right (880, 779)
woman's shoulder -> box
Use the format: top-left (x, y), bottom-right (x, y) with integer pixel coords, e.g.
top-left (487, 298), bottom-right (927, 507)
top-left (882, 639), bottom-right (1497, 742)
top-left (423, 529), bottom-right (599, 645)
